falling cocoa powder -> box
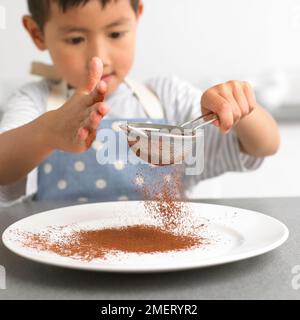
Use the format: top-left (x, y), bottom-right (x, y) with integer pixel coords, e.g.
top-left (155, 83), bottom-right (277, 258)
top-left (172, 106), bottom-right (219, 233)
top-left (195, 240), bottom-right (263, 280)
top-left (135, 166), bottom-right (194, 232)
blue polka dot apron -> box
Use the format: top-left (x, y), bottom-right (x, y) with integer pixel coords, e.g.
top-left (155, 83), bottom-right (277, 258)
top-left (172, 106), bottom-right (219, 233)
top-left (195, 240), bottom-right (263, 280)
top-left (34, 78), bottom-right (183, 203)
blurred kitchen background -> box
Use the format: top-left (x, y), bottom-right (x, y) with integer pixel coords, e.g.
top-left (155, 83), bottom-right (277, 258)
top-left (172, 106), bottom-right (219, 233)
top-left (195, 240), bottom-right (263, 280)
top-left (0, 0), bottom-right (299, 198)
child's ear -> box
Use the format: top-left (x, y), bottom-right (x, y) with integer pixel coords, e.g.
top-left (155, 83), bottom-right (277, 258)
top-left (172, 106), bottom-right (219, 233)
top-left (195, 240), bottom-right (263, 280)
top-left (136, 1), bottom-right (144, 20)
top-left (22, 15), bottom-right (47, 51)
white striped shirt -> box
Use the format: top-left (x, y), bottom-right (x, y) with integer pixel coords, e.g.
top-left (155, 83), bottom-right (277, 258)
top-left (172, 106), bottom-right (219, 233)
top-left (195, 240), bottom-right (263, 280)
top-left (0, 76), bottom-right (263, 206)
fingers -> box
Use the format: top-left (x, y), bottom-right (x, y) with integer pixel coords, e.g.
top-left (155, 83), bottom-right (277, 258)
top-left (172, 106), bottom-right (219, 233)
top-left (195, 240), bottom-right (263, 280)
top-left (86, 80), bottom-right (107, 105)
top-left (77, 127), bottom-right (89, 142)
top-left (76, 57), bottom-right (104, 96)
top-left (88, 103), bottom-right (109, 129)
top-left (66, 57), bottom-right (109, 146)
top-left (77, 127), bottom-right (96, 147)
top-left (202, 91), bottom-right (234, 134)
top-left (85, 130), bottom-right (97, 149)
top-left (89, 102), bottom-right (109, 119)
top-left (242, 81), bottom-right (257, 113)
top-left (201, 80), bottom-right (256, 134)
top-left (217, 102), bottom-right (234, 134)
top-left (224, 93), bottom-right (242, 125)
top-left (77, 102), bottom-right (110, 142)
top-left (79, 79), bottom-right (107, 110)
top-left (231, 82), bottom-right (248, 117)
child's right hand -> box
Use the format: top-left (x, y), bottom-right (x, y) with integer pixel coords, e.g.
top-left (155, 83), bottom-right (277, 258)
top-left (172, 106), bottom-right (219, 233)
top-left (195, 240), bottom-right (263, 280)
top-left (43, 57), bottom-right (109, 153)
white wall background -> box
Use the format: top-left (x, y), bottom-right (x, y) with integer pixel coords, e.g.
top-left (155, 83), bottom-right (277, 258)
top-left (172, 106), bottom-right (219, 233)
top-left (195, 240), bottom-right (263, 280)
top-left (0, 1), bottom-right (300, 85)
top-left (0, 0), bottom-right (300, 199)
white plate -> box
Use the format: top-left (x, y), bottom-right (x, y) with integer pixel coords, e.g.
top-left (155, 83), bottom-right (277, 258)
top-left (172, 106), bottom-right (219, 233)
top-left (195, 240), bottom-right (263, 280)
top-left (2, 201), bottom-right (288, 273)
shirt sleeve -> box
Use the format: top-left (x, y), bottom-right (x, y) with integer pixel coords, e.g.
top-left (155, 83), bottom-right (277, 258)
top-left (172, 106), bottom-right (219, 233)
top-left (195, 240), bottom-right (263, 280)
top-left (0, 80), bottom-right (48, 133)
top-left (146, 76), bottom-right (202, 125)
top-left (0, 80), bottom-right (48, 206)
top-left (184, 124), bottom-right (264, 191)
top-left (146, 76), bottom-right (264, 190)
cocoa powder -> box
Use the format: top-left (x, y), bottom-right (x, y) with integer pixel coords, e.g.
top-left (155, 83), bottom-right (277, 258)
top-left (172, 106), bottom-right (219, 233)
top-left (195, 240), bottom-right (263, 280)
top-left (129, 135), bottom-right (177, 166)
top-left (16, 224), bottom-right (203, 262)
top-left (135, 167), bottom-right (193, 233)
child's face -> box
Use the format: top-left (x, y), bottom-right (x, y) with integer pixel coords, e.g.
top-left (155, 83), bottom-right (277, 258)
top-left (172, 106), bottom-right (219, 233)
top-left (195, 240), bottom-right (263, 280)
top-left (27, 0), bottom-right (143, 96)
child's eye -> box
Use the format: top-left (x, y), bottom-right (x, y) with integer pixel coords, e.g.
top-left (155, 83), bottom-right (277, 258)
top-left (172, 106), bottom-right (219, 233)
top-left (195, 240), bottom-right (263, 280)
top-left (109, 32), bottom-right (125, 39)
top-left (66, 37), bottom-right (85, 45)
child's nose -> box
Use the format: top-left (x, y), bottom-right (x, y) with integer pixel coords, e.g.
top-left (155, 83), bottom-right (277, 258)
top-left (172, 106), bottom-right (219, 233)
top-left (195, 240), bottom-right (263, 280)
top-left (89, 44), bottom-right (111, 68)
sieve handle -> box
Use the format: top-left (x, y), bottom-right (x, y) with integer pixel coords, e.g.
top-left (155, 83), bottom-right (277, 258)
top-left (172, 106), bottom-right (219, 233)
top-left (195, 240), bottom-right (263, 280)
top-left (180, 112), bottom-right (218, 129)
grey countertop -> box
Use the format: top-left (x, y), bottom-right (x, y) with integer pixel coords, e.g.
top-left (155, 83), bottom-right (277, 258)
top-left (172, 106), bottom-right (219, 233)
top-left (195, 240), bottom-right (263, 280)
top-left (0, 198), bottom-right (299, 300)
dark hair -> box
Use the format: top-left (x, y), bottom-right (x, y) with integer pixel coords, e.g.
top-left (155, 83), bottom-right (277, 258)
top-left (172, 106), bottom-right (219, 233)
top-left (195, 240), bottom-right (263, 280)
top-left (27, 0), bottom-right (140, 30)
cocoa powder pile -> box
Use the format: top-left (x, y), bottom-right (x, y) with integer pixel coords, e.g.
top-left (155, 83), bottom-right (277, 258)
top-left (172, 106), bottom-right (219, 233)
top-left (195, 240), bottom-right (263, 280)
top-left (16, 167), bottom-right (206, 262)
top-left (17, 224), bottom-right (202, 262)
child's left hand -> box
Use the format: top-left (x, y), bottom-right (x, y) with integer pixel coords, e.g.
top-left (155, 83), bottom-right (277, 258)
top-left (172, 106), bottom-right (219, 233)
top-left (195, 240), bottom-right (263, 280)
top-left (201, 80), bottom-right (257, 134)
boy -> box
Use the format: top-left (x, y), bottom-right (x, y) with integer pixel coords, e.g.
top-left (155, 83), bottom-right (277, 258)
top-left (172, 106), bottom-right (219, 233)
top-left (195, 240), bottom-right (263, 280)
top-left (0, 0), bottom-right (280, 204)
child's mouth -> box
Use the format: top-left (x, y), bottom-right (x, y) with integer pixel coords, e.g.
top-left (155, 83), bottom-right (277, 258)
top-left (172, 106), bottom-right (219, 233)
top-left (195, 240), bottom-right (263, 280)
top-left (101, 73), bottom-right (114, 82)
